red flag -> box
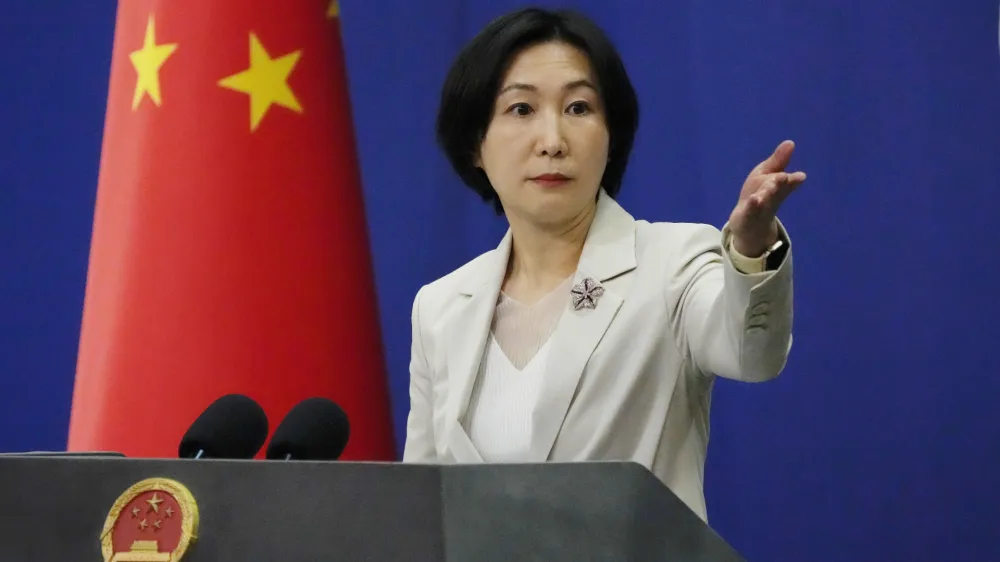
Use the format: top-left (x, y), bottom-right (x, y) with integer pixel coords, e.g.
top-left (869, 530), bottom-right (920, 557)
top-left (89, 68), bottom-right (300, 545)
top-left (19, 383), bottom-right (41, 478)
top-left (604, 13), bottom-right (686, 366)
top-left (67, 0), bottom-right (396, 460)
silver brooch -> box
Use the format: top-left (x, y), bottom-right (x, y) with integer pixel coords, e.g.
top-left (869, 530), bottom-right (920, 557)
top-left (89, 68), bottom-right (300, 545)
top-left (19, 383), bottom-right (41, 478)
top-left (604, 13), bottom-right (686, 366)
top-left (571, 277), bottom-right (605, 310)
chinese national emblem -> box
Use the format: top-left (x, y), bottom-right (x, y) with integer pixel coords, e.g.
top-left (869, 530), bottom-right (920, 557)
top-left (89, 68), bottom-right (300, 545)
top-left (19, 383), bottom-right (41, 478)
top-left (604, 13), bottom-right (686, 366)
top-left (100, 478), bottom-right (199, 562)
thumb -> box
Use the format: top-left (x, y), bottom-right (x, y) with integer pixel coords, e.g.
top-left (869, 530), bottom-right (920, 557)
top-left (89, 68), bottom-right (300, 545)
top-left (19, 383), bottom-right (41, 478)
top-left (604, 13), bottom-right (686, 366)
top-left (754, 140), bottom-right (795, 175)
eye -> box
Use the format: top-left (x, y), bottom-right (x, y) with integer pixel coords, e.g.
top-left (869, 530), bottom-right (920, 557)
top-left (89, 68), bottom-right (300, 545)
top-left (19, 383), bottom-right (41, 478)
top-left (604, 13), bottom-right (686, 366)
top-left (567, 101), bottom-right (591, 115)
top-left (505, 102), bottom-right (533, 116)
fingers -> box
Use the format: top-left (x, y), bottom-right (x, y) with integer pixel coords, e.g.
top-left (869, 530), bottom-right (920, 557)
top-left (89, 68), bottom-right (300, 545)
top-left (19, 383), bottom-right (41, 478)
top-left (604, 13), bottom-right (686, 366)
top-left (753, 170), bottom-right (806, 211)
top-left (770, 171), bottom-right (807, 186)
top-left (754, 140), bottom-right (796, 175)
top-left (743, 191), bottom-right (766, 218)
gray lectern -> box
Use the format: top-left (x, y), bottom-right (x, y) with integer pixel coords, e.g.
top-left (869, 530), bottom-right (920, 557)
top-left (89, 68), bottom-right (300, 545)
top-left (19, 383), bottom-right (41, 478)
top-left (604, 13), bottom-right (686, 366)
top-left (0, 456), bottom-right (744, 561)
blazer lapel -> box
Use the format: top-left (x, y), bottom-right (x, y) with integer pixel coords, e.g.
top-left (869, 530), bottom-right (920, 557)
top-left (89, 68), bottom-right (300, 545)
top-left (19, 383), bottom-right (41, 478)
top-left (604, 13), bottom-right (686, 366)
top-left (440, 232), bottom-right (511, 463)
top-left (438, 193), bottom-right (637, 464)
top-left (526, 193), bottom-right (637, 461)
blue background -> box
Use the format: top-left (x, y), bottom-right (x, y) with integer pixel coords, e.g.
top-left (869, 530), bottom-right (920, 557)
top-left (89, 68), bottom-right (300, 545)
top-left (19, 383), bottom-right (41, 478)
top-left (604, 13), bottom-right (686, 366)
top-left (2, 1), bottom-right (999, 560)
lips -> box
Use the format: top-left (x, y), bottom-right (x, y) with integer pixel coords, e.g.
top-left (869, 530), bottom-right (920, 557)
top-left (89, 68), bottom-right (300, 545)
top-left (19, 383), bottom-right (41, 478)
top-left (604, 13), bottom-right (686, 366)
top-left (532, 174), bottom-right (569, 181)
top-left (530, 173), bottom-right (571, 187)
top-left (531, 174), bottom-right (569, 189)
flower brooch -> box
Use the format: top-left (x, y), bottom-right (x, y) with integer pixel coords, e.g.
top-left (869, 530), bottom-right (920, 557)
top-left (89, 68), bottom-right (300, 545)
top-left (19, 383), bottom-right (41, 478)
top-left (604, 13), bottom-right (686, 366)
top-left (570, 277), bottom-right (605, 311)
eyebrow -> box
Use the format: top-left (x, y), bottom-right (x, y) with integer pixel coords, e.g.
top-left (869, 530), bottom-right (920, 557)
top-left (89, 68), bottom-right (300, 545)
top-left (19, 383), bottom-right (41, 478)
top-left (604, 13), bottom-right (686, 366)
top-left (498, 79), bottom-right (598, 96)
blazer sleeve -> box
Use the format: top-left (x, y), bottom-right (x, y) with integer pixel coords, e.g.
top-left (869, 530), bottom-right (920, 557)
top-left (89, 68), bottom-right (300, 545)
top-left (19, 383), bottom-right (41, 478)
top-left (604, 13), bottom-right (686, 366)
top-left (668, 219), bottom-right (794, 382)
top-left (402, 285), bottom-right (437, 461)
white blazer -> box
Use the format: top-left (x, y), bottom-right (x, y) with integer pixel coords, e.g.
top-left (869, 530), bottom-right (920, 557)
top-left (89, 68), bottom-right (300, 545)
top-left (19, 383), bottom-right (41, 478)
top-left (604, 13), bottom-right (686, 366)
top-left (402, 192), bottom-right (793, 522)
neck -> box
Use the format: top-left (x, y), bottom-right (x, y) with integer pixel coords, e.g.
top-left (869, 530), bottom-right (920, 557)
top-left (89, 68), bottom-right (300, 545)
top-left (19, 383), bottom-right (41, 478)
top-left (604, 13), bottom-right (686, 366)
top-left (502, 203), bottom-right (596, 303)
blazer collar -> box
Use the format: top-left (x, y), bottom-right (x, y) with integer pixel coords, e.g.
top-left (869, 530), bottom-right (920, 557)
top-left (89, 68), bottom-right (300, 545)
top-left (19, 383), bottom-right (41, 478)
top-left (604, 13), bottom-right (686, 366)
top-left (441, 190), bottom-right (637, 463)
top-left (456, 190), bottom-right (637, 295)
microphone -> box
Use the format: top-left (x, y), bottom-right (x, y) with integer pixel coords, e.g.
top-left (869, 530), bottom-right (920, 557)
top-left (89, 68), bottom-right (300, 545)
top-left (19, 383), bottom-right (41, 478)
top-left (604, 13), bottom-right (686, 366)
top-left (178, 394), bottom-right (269, 459)
top-left (265, 397), bottom-right (350, 461)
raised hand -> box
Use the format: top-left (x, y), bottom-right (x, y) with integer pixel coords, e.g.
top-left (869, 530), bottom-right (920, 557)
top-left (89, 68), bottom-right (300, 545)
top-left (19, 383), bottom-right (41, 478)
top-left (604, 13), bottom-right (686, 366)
top-left (728, 140), bottom-right (807, 257)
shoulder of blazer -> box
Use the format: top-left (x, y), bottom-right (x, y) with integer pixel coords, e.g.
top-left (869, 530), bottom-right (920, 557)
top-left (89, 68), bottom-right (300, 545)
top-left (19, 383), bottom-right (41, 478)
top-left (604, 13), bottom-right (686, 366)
top-left (632, 220), bottom-right (725, 268)
top-left (412, 246), bottom-right (502, 327)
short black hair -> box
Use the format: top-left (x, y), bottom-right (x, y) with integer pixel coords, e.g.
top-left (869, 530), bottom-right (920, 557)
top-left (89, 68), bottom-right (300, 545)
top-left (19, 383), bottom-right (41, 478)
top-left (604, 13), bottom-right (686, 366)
top-left (435, 7), bottom-right (640, 214)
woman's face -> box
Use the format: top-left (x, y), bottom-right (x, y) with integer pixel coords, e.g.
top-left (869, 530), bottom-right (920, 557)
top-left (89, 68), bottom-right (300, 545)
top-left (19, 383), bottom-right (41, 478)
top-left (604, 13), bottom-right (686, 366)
top-left (476, 41), bottom-right (610, 228)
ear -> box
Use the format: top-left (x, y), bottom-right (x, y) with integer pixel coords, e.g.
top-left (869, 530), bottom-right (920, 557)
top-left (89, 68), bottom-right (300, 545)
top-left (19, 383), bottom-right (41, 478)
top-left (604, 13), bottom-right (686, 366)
top-left (472, 151), bottom-right (483, 169)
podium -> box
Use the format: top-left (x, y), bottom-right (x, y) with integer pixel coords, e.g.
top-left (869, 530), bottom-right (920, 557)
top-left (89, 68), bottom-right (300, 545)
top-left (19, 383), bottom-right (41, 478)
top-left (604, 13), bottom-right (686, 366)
top-left (0, 455), bottom-right (744, 561)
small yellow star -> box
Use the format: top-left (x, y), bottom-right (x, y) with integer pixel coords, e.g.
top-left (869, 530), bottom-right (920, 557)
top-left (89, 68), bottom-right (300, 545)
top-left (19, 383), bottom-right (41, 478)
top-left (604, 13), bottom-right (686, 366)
top-left (138, 518), bottom-right (148, 530)
top-left (129, 14), bottom-right (178, 110)
top-left (218, 33), bottom-right (303, 131)
top-left (165, 506), bottom-right (174, 518)
top-left (146, 492), bottom-right (163, 513)
top-left (131, 506), bottom-right (140, 518)
top-left (327, 1), bottom-right (339, 18)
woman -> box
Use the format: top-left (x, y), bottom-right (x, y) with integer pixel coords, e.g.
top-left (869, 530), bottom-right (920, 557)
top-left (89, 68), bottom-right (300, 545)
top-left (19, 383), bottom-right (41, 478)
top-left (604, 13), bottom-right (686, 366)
top-left (402, 7), bottom-right (804, 522)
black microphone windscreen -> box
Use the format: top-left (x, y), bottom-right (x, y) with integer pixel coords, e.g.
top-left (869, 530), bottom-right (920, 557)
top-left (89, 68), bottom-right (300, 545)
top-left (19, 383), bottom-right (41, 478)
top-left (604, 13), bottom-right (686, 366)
top-left (265, 397), bottom-right (350, 461)
top-left (178, 394), bottom-right (269, 459)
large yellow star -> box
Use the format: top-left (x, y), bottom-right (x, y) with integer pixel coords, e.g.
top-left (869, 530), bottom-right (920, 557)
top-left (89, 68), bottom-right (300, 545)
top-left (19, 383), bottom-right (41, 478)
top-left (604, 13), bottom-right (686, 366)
top-left (146, 492), bottom-right (163, 513)
top-left (327, 1), bottom-right (339, 18)
top-left (129, 14), bottom-right (178, 110)
top-left (218, 33), bottom-right (303, 131)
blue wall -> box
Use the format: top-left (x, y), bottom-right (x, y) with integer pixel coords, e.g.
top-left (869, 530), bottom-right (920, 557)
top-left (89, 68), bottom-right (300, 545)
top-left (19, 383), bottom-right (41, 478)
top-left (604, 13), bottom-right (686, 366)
top-left (2, 1), bottom-right (999, 560)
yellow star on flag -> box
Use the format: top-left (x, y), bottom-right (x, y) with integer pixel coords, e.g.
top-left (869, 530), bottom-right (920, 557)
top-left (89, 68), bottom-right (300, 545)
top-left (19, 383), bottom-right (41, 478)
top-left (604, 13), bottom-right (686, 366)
top-left (218, 33), bottom-right (303, 131)
top-left (327, 1), bottom-right (340, 18)
top-left (129, 14), bottom-right (178, 110)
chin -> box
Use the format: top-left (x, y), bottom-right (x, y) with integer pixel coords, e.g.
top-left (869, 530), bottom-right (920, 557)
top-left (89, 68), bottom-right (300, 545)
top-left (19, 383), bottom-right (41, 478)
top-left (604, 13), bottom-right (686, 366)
top-left (525, 191), bottom-right (596, 226)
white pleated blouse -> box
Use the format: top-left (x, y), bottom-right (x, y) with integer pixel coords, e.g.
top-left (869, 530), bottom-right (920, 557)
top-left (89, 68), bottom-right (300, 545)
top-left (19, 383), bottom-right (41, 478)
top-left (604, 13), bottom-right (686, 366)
top-left (462, 275), bottom-right (575, 462)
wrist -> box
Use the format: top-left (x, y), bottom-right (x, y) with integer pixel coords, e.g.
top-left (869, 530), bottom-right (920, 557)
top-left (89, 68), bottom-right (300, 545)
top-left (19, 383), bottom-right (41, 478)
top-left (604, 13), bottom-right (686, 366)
top-left (731, 220), bottom-right (779, 257)
top-left (731, 237), bottom-right (773, 258)
top-left (725, 220), bottom-right (788, 274)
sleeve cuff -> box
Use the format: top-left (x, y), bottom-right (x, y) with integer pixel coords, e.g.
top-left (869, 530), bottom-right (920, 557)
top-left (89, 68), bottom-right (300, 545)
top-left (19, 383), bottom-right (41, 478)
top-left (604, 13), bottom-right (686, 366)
top-left (726, 236), bottom-right (768, 274)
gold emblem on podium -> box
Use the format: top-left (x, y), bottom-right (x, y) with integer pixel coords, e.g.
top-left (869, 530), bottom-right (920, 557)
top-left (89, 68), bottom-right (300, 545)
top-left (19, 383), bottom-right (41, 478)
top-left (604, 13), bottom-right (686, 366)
top-left (100, 478), bottom-right (199, 562)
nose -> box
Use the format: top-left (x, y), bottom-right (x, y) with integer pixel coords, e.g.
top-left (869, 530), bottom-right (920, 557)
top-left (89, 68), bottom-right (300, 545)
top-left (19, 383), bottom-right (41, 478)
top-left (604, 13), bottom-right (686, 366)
top-left (534, 110), bottom-right (567, 158)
